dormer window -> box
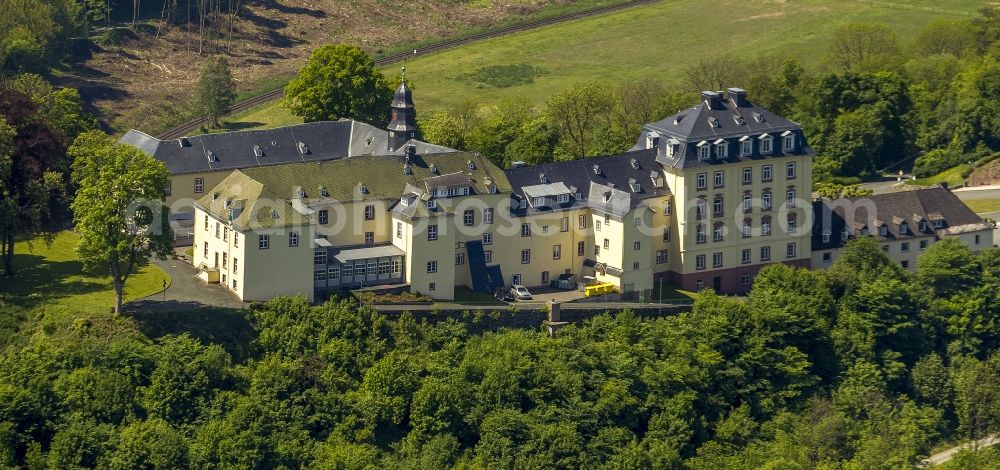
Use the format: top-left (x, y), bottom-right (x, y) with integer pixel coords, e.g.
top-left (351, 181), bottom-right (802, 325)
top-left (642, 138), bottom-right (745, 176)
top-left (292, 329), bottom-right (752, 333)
top-left (253, 145), bottom-right (264, 157)
top-left (270, 210), bottom-right (279, 219)
top-left (557, 194), bottom-right (569, 203)
top-left (358, 183), bottom-right (368, 194)
top-left (630, 158), bottom-right (640, 169)
top-left (296, 188), bottom-right (306, 198)
top-left (630, 180), bottom-right (641, 192)
top-left (430, 164), bottom-right (439, 174)
top-left (489, 183), bottom-right (497, 194)
top-left (533, 197), bottom-right (545, 207)
top-left (697, 141), bottom-right (710, 160)
top-left (714, 139), bottom-right (727, 158)
top-left (708, 117), bottom-right (720, 128)
top-left (403, 164), bottom-right (412, 175)
top-left (593, 164), bottom-right (601, 175)
top-left (822, 230), bottom-right (831, 243)
top-left (919, 221), bottom-right (927, 231)
top-left (519, 198), bottom-right (526, 209)
top-left (841, 228), bottom-right (849, 241)
top-left (539, 173), bottom-right (548, 184)
top-left (319, 186), bottom-right (329, 197)
top-left (861, 228), bottom-right (869, 236)
top-left (427, 199), bottom-right (437, 210)
top-left (753, 112), bottom-right (765, 123)
top-left (932, 220), bottom-right (943, 228)
top-left (879, 225), bottom-right (888, 236)
top-left (467, 160), bottom-right (476, 170)
top-left (759, 134), bottom-right (772, 154)
top-left (740, 136), bottom-right (752, 155)
top-left (782, 131), bottom-right (795, 151)
top-left (297, 141), bottom-right (310, 154)
top-left (206, 151), bottom-right (218, 162)
top-left (603, 192), bottom-right (612, 203)
top-left (899, 223), bottom-right (908, 234)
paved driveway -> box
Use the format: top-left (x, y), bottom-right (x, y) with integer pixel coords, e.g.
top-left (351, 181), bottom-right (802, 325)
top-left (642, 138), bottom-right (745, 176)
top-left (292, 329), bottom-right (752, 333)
top-left (129, 257), bottom-right (247, 312)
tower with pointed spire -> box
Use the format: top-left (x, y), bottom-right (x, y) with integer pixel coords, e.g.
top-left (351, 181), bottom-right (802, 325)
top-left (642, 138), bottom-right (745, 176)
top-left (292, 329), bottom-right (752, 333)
top-left (387, 64), bottom-right (418, 152)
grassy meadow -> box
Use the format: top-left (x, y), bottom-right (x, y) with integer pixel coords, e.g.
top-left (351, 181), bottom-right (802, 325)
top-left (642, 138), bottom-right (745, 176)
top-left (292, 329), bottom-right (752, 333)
top-left (0, 232), bottom-right (170, 314)
top-left (224, 0), bottom-right (986, 130)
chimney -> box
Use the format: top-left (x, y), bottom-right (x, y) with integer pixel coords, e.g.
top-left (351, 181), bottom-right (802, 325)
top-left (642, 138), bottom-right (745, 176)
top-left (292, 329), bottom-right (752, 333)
top-left (701, 91), bottom-right (722, 109)
top-left (727, 87), bottom-right (748, 107)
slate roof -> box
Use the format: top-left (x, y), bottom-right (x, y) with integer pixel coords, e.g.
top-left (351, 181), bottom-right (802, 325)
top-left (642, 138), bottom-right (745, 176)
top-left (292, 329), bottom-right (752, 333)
top-left (634, 89), bottom-right (814, 170)
top-left (811, 186), bottom-right (990, 250)
top-left (504, 148), bottom-right (669, 217)
top-left (121, 120), bottom-right (456, 175)
top-left (195, 152), bottom-right (510, 230)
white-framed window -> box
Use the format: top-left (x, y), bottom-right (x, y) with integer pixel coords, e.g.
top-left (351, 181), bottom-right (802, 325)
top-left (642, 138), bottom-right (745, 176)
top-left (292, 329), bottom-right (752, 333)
top-left (742, 248), bottom-right (751, 264)
top-left (521, 223), bottom-right (531, 237)
top-left (318, 209), bottom-right (328, 224)
top-left (521, 249), bottom-right (531, 264)
top-left (715, 143), bottom-right (727, 158)
top-left (204, 215), bottom-right (209, 230)
top-left (696, 200), bottom-right (706, 219)
top-left (634, 217), bottom-right (641, 227)
top-left (542, 226), bottom-right (549, 234)
top-left (483, 232), bottom-right (492, 245)
top-left (762, 164), bottom-right (773, 181)
top-left (233, 233), bottom-right (238, 248)
top-left (396, 222), bottom-right (402, 239)
top-left (696, 279), bottom-right (705, 290)
top-left (343, 264), bottom-right (354, 278)
top-left (741, 140), bottom-right (752, 156)
top-left (786, 162), bottom-right (796, 179)
top-left (786, 242), bottom-right (797, 258)
top-left (553, 244), bottom-right (561, 259)
top-left (215, 222), bottom-right (220, 239)
top-left (663, 227), bottom-right (671, 242)
top-left (656, 250), bottom-right (668, 264)
top-left (426, 261), bottom-right (437, 273)
top-left (788, 216), bottom-right (797, 234)
top-left (512, 274), bottom-right (521, 286)
top-left (711, 251), bottom-right (723, 268)
top-left (784, 134), bottom-right (795, 151)
top-left (823, 230), bottom-right (831, 243)
top-left (879, 225), bottom-right (888, 236)
top-left (633, 241), bottom-right (641, 251)
top-left (484, 250), bottom-right (493, 263)
top-left (743, 221), bottom-right (751, 238)
top-left (900, 223), bottom-right (909, 234)
top-left (699, 146), bottom-right (709, 160)
top-left (577, 241), bottom-right (585, 256)
top-left (484, 208), bottom-right (493, 224)
top-left (713, 196), bottom-right (724, 215)
top-left (561, 217), bottom-right (570, 232)
top-left (314, 269), bottom-right (327, 282)
top-left (367, 261), bottom-right (377, 276)
top-left (427, 200), bottom-right (437, 210)
top-left (605, 214), bottom-right (611, 225)
top-left (740, 273), bottom-right (751, 285)
top-left (519, 199), bottom-right (526, 209)
top-left (533, 196), bottom-right (545, 207)
top-left (428, 225), bottom-right (438, 241)
top-left (787, 189), bottom-right (796, 208)
top-left (714, 171), bottom-right (724, 188)
top-left (762, 191), bottom-right (772, 210)
top-left (314, 250), bottom-right (326, 265)
top-left (664, 200), bottom-right (672, 215)
top-left (742, 167), bottom-right (752, 184)
top-left (328, 266), bottom-right (339, 279)
top-left (696, 224), bottom-right (706, 244)
top-left (364, 205), bottom-right (375, 220)
top-left (558, 194), bottom-right (570, 203)
top-left (697, 173), bottom-right (707, 190)
top-left (743, 193), bottom-right (752, 211)
top-left (762, 217), bottom-right (772, 236)
top-left (761, 245), bottom-right (771, 261)
top-left (365, 232), bottom-right (374, 245)
top-left (841, 229), bottom-right (849, 241)
top-left (194, 177), bottom-right (204, 193)
top-left (579, 214), bottom-right (588, 229)
top-left (633, 261), bottom-right (640, 270)
top-left (258, 234), bottom-right (269, 249)
top-left (604, 238), bottom-right (610, 249)
top-left (464, 209), bottom-right (474, 226)
top-left (696, 255), bottom-right (706, 270)
top-left (429, 282), bottom-right (436, 291)
top-left (713, 223), bottom-right (724, 242)
top-left (455, 253), bottom-right (465, 265)
top-left (761, 136), bottom-right (773, 154)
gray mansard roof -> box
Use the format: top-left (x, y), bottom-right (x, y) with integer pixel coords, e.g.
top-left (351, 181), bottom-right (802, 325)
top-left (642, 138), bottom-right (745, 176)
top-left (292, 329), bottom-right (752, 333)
top-left (635, 89), bottom-right (814, 170)
top-left (505, 148), bottom-right (669, 217)
top-left (120, 120), bottom-right (455, 175)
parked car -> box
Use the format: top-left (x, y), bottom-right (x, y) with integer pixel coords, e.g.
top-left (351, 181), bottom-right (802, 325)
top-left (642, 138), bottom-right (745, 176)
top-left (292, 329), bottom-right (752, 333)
top-left (510, 284), bottom-right (533, 300)
top-left (494, 287), bottom-right (514, 302)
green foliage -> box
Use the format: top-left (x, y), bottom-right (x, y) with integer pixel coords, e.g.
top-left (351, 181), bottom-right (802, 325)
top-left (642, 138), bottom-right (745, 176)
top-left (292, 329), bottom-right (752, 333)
top-left (815, 182), bottom-right (874, 199)
top-left (463, 63), bottom-right (548, 88)
top-left (68, 130), bottom-right (173, 313)
top-left (195, 57), bottom-right (236, 127)
top-left (284, 44), bottom-right (394, 126)
top-left (825, 22), bottom-right (900, 72)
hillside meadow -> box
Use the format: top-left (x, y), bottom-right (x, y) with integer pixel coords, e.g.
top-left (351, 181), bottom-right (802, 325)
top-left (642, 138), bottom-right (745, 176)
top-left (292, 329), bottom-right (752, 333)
top-left (228, 0), bottom-right (987, 130)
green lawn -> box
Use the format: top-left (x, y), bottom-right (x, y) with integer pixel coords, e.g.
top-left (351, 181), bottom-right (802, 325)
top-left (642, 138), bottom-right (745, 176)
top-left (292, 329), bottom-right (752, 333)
top-left (0, 232), bottom-right (170, 312)
top-left (650, 281), bottom-right (697, 302)
top-left (963, 198), bottom-right (1000, 214)
top-left (225, 0), bottom-right (981, 131)
top-left (907, 163), bottom-right (972, 188)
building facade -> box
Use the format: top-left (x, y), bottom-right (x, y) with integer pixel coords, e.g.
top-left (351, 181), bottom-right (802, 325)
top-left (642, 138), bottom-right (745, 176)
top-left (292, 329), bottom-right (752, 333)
top-left (181, 87), bottom-right (993, 302)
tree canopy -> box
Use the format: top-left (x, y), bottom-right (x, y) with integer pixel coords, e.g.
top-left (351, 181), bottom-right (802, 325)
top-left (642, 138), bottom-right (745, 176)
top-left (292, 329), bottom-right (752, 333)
top-left (284, 44), bottom-right (394, 126)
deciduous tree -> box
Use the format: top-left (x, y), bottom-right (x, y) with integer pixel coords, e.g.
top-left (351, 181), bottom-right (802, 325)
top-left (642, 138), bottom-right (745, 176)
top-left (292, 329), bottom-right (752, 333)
top-left (284, 45), bottom-right (393, 126)
top-left (195, 56), bottom-right (236, 128)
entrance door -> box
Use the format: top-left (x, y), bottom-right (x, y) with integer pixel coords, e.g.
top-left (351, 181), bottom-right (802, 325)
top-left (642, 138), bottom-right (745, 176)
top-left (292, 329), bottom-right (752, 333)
top-left (713, 276), bottom-right (722, 292)
top-left (541, 271), bottom-right (549, 285)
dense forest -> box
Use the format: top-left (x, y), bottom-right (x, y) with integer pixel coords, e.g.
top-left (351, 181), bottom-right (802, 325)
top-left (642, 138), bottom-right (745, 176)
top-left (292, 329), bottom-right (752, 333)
top-left (421, 7), bottom-right (1000, 183)
top-left (0, 237), bottom-right (995, 468)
